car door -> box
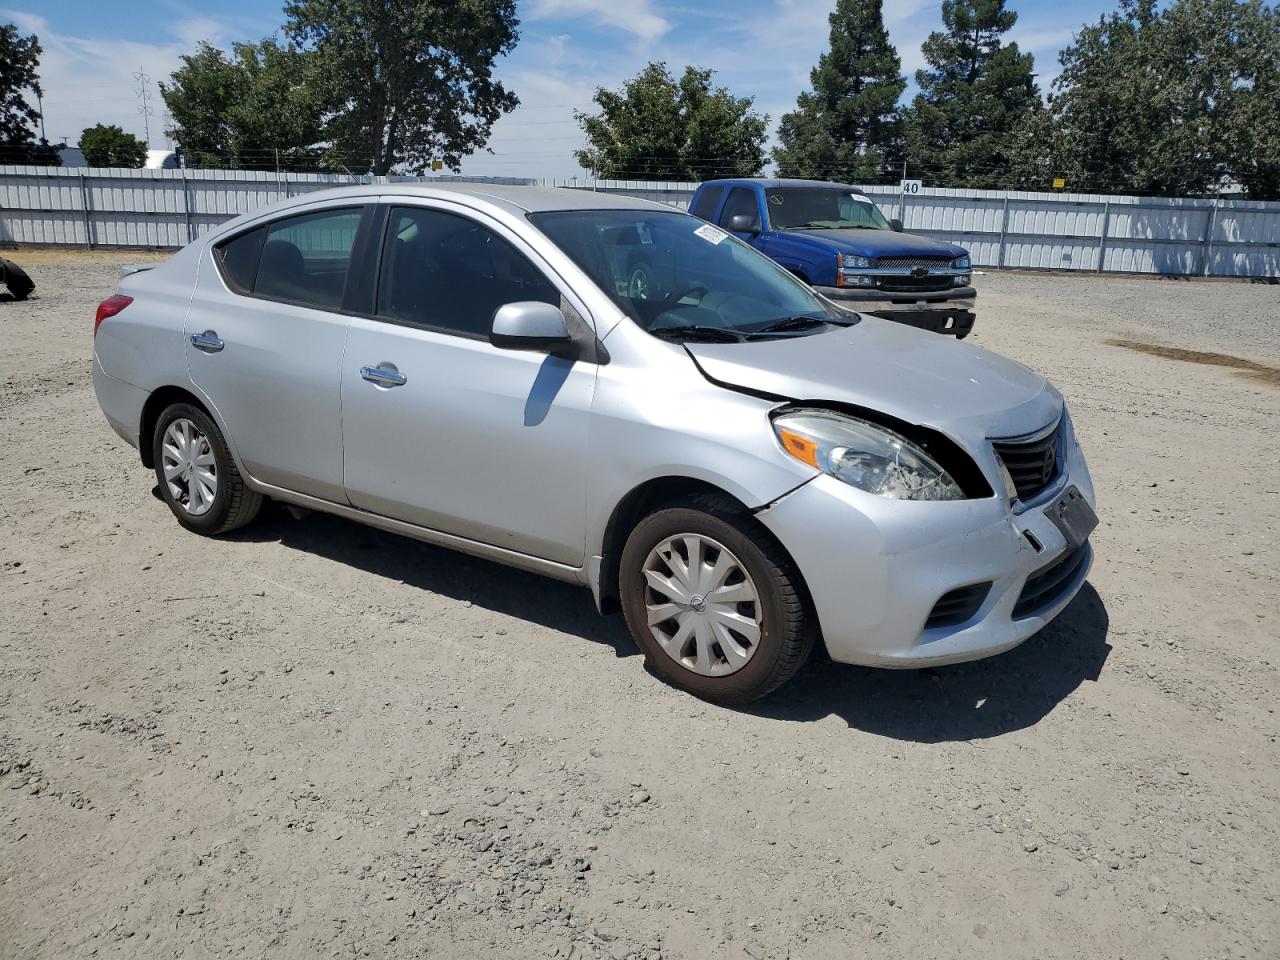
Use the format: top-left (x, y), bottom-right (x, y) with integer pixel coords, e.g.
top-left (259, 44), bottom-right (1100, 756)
top-left (186, 204), bottom-right (372, 503)
top-left (340, 202), bottom-right (597, 566)
top-left (717, 186), bottom-right (766, 250)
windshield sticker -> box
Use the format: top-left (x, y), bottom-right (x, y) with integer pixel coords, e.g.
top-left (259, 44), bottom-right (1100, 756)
top-left (694, 223), bottom-right (728, 245)
top-left (769, 195), bottom-right (784, 204)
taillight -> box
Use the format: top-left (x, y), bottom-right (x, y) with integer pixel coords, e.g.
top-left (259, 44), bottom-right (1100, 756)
top-left (94, 294), bottom-right (133, 336)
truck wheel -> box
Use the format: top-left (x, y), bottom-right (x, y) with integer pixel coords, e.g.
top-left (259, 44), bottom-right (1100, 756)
top-left (619, 496), bottom-right (813, 703)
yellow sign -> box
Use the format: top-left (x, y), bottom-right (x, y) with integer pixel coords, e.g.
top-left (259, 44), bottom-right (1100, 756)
top-left (431, 160), bottom-right (443, 171)
top-left (1052, 177), bottom-right (1067, 189)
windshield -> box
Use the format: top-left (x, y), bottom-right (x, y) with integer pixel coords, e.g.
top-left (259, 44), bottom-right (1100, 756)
top-left (529, 209), bottom-right (841, 338)
top-left (765, 188), bottom-right (891, 231)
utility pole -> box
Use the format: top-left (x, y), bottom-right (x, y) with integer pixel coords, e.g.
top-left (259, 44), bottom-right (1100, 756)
top-left (34, 87), bottom-right (47, 142)
top-left (134, 67), bottom-right (154, 147)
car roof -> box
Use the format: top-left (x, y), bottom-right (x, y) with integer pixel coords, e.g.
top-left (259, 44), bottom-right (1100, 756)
top-left (700, 177), bottom-right (870, 195)
top-left (257, 182), bottom-right (670, 216)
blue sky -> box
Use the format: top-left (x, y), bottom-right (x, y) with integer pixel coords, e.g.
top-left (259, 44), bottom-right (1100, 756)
top-left (7, 0), bottom-right (1117, 177)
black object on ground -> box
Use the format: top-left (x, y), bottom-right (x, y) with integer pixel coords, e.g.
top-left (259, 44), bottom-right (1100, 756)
top-left (0, 258), bottom-right (34, 300)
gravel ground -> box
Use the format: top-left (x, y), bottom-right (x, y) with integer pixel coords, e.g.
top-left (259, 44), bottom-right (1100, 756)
top-left (1, 252), bottom-right (1277, 960)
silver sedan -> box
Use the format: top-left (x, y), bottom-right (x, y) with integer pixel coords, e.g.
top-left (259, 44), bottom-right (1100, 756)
top-left (92, 184), bottom-right (1097, 703)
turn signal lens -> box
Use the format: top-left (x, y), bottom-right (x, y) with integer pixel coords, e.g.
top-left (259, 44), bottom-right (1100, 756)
top-left (778, 428), bottom-right (819, 467)
top-left (94, 294), bottom-right (133, 336)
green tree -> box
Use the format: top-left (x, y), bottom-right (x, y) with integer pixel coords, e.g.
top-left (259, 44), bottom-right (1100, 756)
top-left (79, 124), bottom-right (147, 167)
top-left (284, 0), bottom-right (520, 175)
top-left (772, 0), bottom-right (905, 182)
top-left (1212, 0), bottom-right (1280, 199)
top-left (575, 63), bottom-right (769, 180)
top-left (161, 39), bottom-right (325, 170)
top-left (0, 23), bottom-right (59, 165)
top-left (903, 0), bottom-right (1040, 188)
top-left (1009, 0), bottom-right (1280, 199)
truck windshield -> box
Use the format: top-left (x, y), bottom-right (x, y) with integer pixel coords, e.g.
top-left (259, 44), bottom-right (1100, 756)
top-left (765, 188), bottom-right (891, 231)
top-left (529, 209), bottom-right (843, 339)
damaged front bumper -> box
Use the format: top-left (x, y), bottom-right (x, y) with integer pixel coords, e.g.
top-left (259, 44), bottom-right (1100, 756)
top-left (756, 428), bottom-right (1095, 668)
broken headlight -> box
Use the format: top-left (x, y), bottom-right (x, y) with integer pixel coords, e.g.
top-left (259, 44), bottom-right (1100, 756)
top-left (773, 409), bottom-right (964, 501)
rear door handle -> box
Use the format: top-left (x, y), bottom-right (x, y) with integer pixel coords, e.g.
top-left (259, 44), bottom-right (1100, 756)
top-left (360, 364), bottom-right (407, 387)
top-left (191, 330), bottom-right (224, 353)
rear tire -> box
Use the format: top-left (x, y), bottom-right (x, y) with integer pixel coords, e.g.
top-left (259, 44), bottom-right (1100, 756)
top-left (152, 403), bottom-right (262, 535)
top-left (619, 496), bottom-right (813, 703)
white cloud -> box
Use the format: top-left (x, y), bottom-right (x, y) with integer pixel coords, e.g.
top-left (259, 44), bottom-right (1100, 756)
top-left (3, 4), bottom-right (297, 151)
top-left (0, 8), bottom-right (270, 149)
top-left (527, 0), bottom-right (671, 42)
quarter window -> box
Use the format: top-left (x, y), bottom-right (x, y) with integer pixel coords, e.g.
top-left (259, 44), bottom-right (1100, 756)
top-left (214, 226), bottom-right (266, 294)
top-left (252, 208), bottom-right (364, 310)
top-left (717, 188), bottom-right (761, 232)
top-left (377, 207), bottom-right (559, 337)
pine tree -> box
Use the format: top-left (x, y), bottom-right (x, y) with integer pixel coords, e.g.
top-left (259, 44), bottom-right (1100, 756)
top-left (772, 0), bottom-right (905, 182)
top-left (903, 0), bottom-right (1040, 188)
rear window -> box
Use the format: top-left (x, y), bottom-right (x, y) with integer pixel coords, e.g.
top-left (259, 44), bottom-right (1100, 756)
top-left (688, 185), bottom-right (725, 222)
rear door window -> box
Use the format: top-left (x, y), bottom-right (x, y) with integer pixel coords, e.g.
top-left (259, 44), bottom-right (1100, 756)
top-left (253, 208), bottom-right (364, 310)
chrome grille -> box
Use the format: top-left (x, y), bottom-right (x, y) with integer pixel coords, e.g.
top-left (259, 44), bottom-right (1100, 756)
top-left (993, 419), bottom-right (1061, 501)
top-left (873, 256), bottom-right (954, 269)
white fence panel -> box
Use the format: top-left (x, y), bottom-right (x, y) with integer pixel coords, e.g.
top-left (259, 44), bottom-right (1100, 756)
top-left (1, 166), bottom-right (1277, 278)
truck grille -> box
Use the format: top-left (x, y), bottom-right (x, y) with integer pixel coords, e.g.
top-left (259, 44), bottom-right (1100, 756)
top-left (877, 276), bottom-right (955, 294)
top-left (1013, 544), bottom-right (1090, 619)
top-left (992, 420), bottom-right (1061, 501)
top-left (873, 256), bottom-right (954, 269)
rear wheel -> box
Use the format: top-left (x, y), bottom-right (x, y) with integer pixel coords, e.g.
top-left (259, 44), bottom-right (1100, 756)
top-left (619, 498), bottom-right (813, 703)
top-left (152, 403), bottom-right (262, 535)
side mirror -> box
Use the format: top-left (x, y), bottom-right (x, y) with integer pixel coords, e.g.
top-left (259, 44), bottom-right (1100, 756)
top-left (889, 218), bottom-right (904, 233)
top-left (490, 301), bottom-right (572, 352)
top-left (727, 214), bottom-right (760, 235)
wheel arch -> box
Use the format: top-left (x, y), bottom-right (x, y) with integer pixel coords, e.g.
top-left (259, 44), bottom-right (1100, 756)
top-left (138, 385), bottom-right (213, 469)
top-left (594, 475), bottom-right (814, 623)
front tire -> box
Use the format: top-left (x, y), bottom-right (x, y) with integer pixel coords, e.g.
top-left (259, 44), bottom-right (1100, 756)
top-left (619, 498), bottom-right (813, 703)
top-left (152, 403), bottom-right (262, 535)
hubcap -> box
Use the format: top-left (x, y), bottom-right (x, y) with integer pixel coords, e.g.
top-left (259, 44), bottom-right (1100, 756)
top-left (641, 534), bottom-right (762, 677)
top-left (161, 418), bottom-right (217, 516)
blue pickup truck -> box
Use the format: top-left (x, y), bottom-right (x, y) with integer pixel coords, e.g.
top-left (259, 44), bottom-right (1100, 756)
top-left (688, 178), bottom-right (976, 338)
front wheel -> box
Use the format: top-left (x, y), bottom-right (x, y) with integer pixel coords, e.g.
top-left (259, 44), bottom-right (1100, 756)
top-left (152, 403), bottom-right (262, 535)
top-left (619, 498), bottom-right (813, 703)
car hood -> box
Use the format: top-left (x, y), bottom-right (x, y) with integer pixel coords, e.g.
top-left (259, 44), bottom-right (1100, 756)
top-left (685, 316), bottom-right (1061, 447)
top-left (784, 228), bottom-right (966, 259)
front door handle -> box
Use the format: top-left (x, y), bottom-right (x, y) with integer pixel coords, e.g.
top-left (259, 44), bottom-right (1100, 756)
top-left (191, 330), bottom-right (224, 353)
top-left (360, 364), bottom-right (407, 387)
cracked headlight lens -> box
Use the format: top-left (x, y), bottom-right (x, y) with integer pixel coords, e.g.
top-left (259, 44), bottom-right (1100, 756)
top-left (773, 409), bottom-right (964, 501)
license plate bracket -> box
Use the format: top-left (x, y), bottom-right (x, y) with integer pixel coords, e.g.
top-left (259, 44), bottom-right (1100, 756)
top-left (1046, 486), bottom-right (1097, 550)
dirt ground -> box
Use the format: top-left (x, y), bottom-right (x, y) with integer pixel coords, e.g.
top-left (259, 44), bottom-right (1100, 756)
top-left (1, 251), bottom-right (1277, 960)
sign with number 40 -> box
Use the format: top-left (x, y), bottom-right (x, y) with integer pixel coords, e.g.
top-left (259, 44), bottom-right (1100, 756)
top-left (900, 179), bottom-right (923, 194)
